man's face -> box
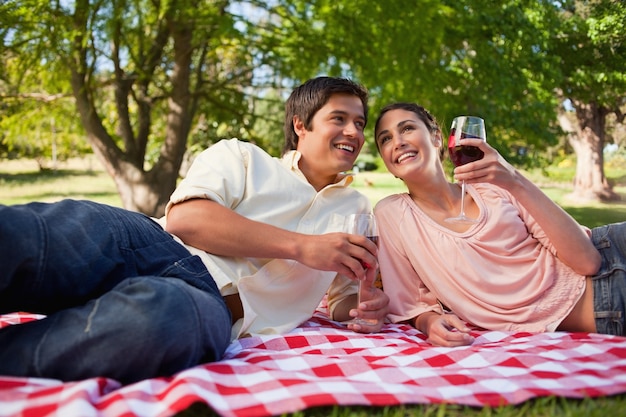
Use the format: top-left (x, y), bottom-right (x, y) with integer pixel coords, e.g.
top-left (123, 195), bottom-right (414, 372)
top-left (295, 93), bottom-right (366, 190)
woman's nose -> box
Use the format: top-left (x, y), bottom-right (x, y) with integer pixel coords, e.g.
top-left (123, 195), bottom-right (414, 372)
top-left (394, 135), bottom-right (406, 149)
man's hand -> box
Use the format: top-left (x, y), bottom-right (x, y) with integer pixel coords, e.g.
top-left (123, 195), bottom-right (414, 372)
top-left (167, 199), bottom-right (379, 281)
top-left (296, 232), bottom-right (379, 282)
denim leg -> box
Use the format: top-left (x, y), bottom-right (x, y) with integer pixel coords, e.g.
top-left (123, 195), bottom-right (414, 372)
top-left (0, 275), bottom-right (231, 384)
top-left (591, 222), bottom-right (626, 336)
top-left (0, 200), bottom-right (232, 383)
top-left (0, 200), bottom-right (212, 313)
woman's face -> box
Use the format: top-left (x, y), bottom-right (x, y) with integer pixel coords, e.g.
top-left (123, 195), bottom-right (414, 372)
top-left (375, 109), bottom-right (441, 180)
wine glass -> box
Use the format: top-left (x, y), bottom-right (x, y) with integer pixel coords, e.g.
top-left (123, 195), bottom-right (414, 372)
top-left (445, 116), bottom-right (486, 224)
top-left (344, 213), bottom-right (378, 325)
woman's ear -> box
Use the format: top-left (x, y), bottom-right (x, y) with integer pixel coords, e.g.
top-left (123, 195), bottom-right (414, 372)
top-left (433, 130), bottom-right (442, 147)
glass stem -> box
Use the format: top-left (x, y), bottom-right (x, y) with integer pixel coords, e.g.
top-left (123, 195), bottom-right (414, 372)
top-left (459, 180), bottom-right (466, 216)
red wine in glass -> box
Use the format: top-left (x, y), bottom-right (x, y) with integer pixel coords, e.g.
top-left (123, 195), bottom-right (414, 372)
top-left (448, 129), bottom-right (485, 167)
top-left (445, 117), bottom-right (486, 224)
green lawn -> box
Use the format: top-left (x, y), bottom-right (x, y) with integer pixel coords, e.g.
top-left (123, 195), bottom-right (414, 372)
top-left (2, 158), bottom-right (626, 416)
top-left (0, 158), bottom-right (123, 207)
top-left (2, 158), bottom-right (625, 229)
top-left (351, 170), bottom-right (626, 228)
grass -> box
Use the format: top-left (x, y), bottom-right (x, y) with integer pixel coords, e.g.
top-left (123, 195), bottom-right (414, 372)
top-left (2, 158), bottom-right (625, 228)
top-left (351, 169), bottom-right (626, 228)
top-left (2, 158), bottom-right (626, 416)
top-left (0, 158), bottom-right (123, 207)
top-left (176, 395), bottom-right (626, 417)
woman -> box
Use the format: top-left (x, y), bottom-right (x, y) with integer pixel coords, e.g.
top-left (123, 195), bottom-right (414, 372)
top-left (373, 102), bottom-right (626, 347)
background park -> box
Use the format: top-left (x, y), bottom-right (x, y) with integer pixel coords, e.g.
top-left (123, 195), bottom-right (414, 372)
top-left (1, 0), bottom-right (625, 416)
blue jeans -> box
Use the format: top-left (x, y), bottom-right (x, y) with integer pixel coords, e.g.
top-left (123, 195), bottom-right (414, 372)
top-left (0, 200), bottom-right (231, 384)
top-left (592, 221), bottom-right (626, 336)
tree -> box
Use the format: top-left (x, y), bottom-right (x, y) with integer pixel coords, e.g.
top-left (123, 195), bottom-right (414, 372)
top-left (552, 0), bottom-right (625, 201)
top-left (253, 0), bottom-right (453, 158)
top-left (0, 23), bottom-right (87, 166)
top-left (0, 96), bottom-right (90, 169)
top-left (1, 0), bottom-right (257, 216)
top-left (273, 0), bottom-right (625, 196)
top-left (268, 0), bottom-right (563, 161)
top-left (3, 0), bottom-right (623, 212)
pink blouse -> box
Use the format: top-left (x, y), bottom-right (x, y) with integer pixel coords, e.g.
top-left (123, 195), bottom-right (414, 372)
top-left (374, 183), bottom-right (586, 332)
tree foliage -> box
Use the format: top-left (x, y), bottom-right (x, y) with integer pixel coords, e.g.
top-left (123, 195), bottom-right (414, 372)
top-left (2, 0), bottom-right (268, 215)
top-left (1, 0), bottom-right (624, 213)
top-left (0, 5), bottom-right (86, 165)
top-left (265, 0), bottom-right (625, 199)
top-left (552, 0), bottom-right (626, 200)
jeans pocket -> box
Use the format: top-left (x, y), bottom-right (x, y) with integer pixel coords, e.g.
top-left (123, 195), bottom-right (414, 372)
top-left (592, 224), bottom-right (612, 250)
top-left (595, 310), bottom-right (623, 335)
top-left (162, 255), bottom-right (219, 294)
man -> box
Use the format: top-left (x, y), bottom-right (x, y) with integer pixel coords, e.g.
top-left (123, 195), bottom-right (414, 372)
top-left (0, 76), bottom-right (389, 384)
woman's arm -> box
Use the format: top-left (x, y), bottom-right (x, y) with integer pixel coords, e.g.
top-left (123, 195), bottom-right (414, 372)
top-left (457, 138), bottom-right (601, 276)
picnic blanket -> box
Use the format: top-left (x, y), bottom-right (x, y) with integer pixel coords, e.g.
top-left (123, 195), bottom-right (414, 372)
top-left (2, 309), bottom-right (626, 417)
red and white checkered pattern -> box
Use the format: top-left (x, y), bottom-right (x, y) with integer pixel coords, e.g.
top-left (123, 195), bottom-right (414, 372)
top-left (2, 311), bottom-right (626, 417)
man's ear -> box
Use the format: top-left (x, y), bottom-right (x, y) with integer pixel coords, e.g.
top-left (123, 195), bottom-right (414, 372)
top-left (293, 115), bottom-right (306, 137)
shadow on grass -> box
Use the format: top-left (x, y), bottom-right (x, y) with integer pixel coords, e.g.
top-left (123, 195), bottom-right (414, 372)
top-left (609, 173), bottom-right (626, 185)
top-left (564, 205), bottom-right (626, 228)
top-left (0, 168), bottom-right (120, 205)
top-left (19, 190), bottom-right (119, 200)
top-left (0, 169), bottom-right (100, 185)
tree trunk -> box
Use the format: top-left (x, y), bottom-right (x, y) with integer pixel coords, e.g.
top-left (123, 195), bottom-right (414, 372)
top-left (66, 1), bottom-right (195, 217)
top-left (557, 100), bottom-right (619, 202)
top-left (69, 61), bottom-right (182, 217)
top-left (113, 167), bottom-right (177, 217)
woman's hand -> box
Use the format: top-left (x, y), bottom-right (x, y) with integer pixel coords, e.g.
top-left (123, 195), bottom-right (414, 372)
top-left (452, 138), bottom-right (601, 277)
top-left (417, 312), bottom-right (474, 347)
top-left (347, 272), bottom-right (390, 333)
top-left (452, 138), bottom-right (518, 190)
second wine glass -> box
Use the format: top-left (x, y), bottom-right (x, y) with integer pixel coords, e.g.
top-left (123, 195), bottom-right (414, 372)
top-left (445, 116), bottom-right (486, 224)
top-left (344, 213), bottom-right (378, 325)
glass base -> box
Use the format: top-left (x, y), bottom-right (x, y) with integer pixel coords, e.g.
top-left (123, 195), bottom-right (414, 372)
top-left (444, 214), bottom-right (478, 224)
top-left (342, 318), bottom-right (378, 326)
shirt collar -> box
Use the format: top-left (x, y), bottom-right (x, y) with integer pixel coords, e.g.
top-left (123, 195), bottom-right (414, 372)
top-left (281, 150), bottom-right (354, 188)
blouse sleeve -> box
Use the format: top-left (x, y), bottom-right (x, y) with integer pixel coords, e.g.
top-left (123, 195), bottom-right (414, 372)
top-left (375, 197), bottom-right (442, 324)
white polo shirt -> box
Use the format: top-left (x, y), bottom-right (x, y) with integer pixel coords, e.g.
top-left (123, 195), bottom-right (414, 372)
top-left (160, 138), bottom-right (371, 339)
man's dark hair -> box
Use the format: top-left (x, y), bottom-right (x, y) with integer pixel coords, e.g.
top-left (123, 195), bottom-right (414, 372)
top-left (282, 77), bottom-right (369, 155)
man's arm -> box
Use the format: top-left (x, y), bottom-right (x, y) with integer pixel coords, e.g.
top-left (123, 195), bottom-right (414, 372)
top-left (166, 198), bottom-right (378, 281)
